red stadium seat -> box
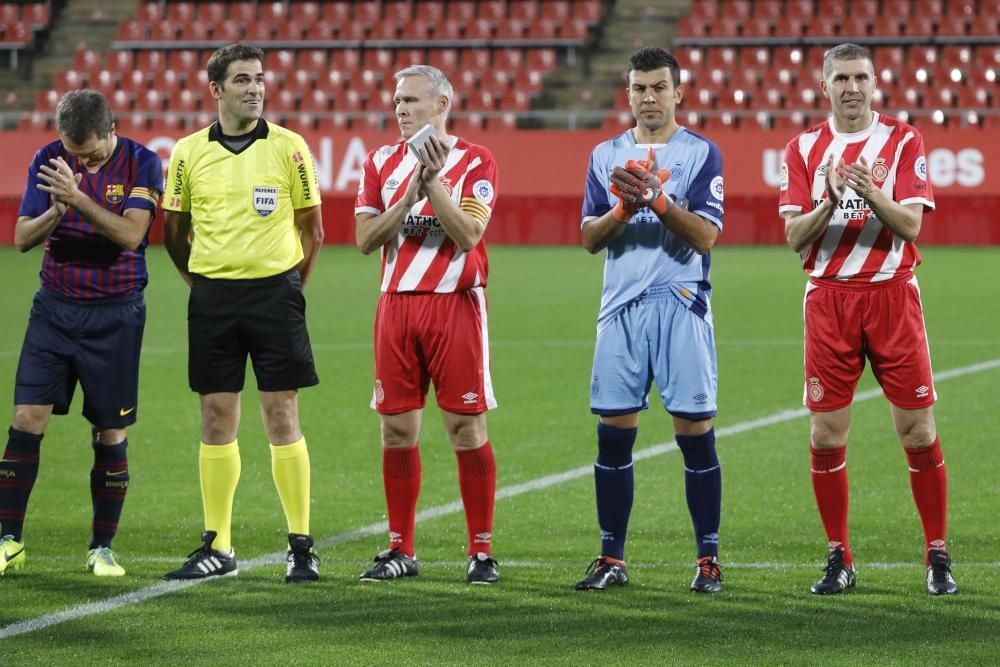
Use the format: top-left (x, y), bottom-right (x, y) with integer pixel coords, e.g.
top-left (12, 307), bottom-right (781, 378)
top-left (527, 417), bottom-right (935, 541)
top-left (116, 20), bottom-right (144, 41)
top-left (541, 0), bottom-right (571, 22)
top-left (428, 48), bottom-right (459, 75)
top-left (839, 15), bottom-right (870, 37)
top-left (526, 48), bottom-right (557, 71)
top-left (339, 21), bottom-right (368, 41)
top-left (286, 70), bottom-right (314, 95)
top-left (150, 20), bottom-right (179, 41)
top-left (728, 0), bottom-right (753, 19)
top-left (315, 113), bottom-right (350, 132)
top-left (119, 69), bottom-right (147, 95)
top-left (19, 111), bottom-right (50, 132)
top-left (773, 16), bottom-right (806, 37)
top-left (915, 0), bottom-right (946, 15)
top-left (711, 16), bottom-right (740, 38)
top-left (331, 49), bottom-right (362, 72)
top-left (166, 2), bottom-right (195, 23)
top-left (135, 50), bottom-right (165, 74)
top-left (937, 14), bottom-right (968, 35)
top-left (968, 15), bottom-right (999, 35)
top-left (558, 17), bottom-right (589, 40)
top-left (434, 18), bottom-right (463, 40)
top-left (754, 0), bottom-right (782, 19)
top-left (575, 0), bottom-right (603, 24)
top-left (211, 20), bottom-right (241, 42)
top-left (259, 1), bottom-right (288, 23)
top-left (401, 17), bottom-right (434, 40)
top-left (495, 48), bottom-right (524, 71)
top-left (509, 0), bottom-right (540, 22)
top-left (903, 15), bottom-right (936, 35)
top-left (495, 18), bottom-right (526, 39)
top-left (447, 0), bottom-right (477, 23)
top-left (503, 89), bottom-right (532, 111)
top-left (786, 0), bottom-right (815, 18)
top-left (478, 1), bottom-right (507, 24)
top-left (870, 15), bottom-right (902, 36)
top-left (451, 113), bottom-right (486, 134)
top-left (54, 70), bottom-right (85, 92)
top-left (117, 112), bottom-right (148, 134)
top-left (355, 1), bottom-right (382, 26)
top-left (370, 19), bottom-right (402, 41)
top-left (245, 22), bottom-right (275, 41)
top-left (321, 2), bottom-right (351, 23)
top-left (197, 2), bottom-right (226, 24)
top-left (298, 89), bottom-right (331, 114)
top-left (322, 69), bottom-right (351, 93)
top-left (465, 18), bottom-right (494, 40)
top-left (384, 1), bottom-right (414, 22)
top-left (136, 2), bottom-right (162, 23)
top-left (0, 5), bottom-right (18, 24)
top-left (414, 0), bottom-right (446, 26)
top-left (179, 22), bottom-right (211, 41)
top-left (396, 48), bottom-right (424, 68)
top-left (36, 89), bottom-right (59, 111)
top-left (171, 89), bottom-right (199, 113)
top-left (675, 15), bottom-right (709, 38)
top-left (229, 2), bottom-right (257, 25)
top-left (742, 17), bottom-right (773, 38)
top-left (283, 112), bottom-right (316, 134)
top-left (851, 0), bottom-right (879, 18)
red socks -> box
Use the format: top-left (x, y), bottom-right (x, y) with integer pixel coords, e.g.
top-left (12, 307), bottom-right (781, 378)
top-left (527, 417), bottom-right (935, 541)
top-left (905, 438), bottom-right (948, 563)
top-left (456, 441), bottom-right (496, 556)
top-left (810, 443), bottom-right (852, 566)
top-left (383, 445), bottom-right (421, 557)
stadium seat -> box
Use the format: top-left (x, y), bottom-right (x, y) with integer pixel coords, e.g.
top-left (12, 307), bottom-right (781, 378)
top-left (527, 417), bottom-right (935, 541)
top-left (285, 70), bottom-right (314, 95)
top-left (414, 0), bottom-right (445, 26)
top-left (711, 16), bottom-right (741, 38)
top-left (676, 15), bottom-right (708, 38)
top-left (179, 21), bottom-right (211, 41)
top-left (742, 17), bottom-right (773, 38)
top-left (36, 89), bottom-right (59, 111)
top-left (283, 112), bottom-right (316, 134)
top-left (19, 111), bottom-right (49, 131)
top-left (245, 22), bottom-right (274, 41)
top-left (229, 2), bottom-right (257, 25)
top-left (211, 20), bottom-right (241, 42)
top-left (54, 69), bottom-right (84, 92)
top-left (396, 48), bottom-right (425, 68)
top-left (135, 50), bottom-right (165, 75)
top-left (119, 70), bottom-right (147, 95)
top-left (447, 0), bottom-right (477, 23)
top-left (259, 1), bottom-right (288, 24)
top-left (575, 0), bottom-right (603, 24)
top-left (136, 2), bottom-right (161, 24)
top-left (937, 14), bottom-right (968, 35)
top-left (754, 0), bottom-right (783, 20)
top-left (839, 15), bottom-right (870, 37)
top-left (354, 1), bottom-right (382, 26)
top-left (773, 16), bottom-right (806, 37)
top-left (370, 18), bottom-right (402, 41)
top-left (478, 1), bottom-right (507, 25)
top-left (116, 20), bottom-right (144, 41)
top-left (197, 2), bottom-right (226, 24)
top-left (785, 0), bottom-right (815, 18)
top-left (915, 0), bottom-right (946, 15)
top-left (427, 48), bottom-right (459, 75)
top-left (165, 2), bottom-right (194, 23)
top-left (321, 2), bottom-right (351, 23)
top-left (171, 89), bottom-right (199, 113)
top-left (150, 20), bottom-right (179, 42)
top-left (495, 17), bottom-right (527, 39)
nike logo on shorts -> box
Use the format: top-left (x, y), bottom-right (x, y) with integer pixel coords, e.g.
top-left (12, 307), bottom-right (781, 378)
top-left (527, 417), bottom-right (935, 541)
top-left (119, 407), bottom-right (135, 416)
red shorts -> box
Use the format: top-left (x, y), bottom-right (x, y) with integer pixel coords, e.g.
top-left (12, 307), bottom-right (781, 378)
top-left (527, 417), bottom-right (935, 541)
top-left (803, 274), bottom-right (936, 412)
top-left (372, 288), bottom-right (496, 415)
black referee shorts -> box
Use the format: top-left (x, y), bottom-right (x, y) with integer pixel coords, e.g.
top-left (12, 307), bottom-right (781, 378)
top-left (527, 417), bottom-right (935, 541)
top-left (188, 268), bottom-right (319, 394)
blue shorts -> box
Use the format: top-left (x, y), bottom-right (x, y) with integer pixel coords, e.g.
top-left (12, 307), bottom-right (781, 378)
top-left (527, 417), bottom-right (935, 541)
top-left (13, 288), bottom-right (146, 427)
top-left (590, 286), bottom-right (717, 420)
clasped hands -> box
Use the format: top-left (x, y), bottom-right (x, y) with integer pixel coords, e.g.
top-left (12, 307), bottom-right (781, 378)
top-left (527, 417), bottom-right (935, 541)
top-left (609, 147), bottom-right (672, 223)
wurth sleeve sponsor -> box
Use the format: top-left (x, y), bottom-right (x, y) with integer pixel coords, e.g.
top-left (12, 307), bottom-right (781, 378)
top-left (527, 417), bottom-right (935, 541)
top-left (289, 134), bottom-right (322, 208)
top-left (162, 139), bottom-right (190, 212)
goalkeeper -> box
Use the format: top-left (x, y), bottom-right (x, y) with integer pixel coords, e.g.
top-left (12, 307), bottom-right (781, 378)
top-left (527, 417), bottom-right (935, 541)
top-left (575, 47), bottom-right (726, 594)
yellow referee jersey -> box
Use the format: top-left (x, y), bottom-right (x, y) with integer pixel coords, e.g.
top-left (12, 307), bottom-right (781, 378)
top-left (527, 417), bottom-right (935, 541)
top-left (163, 120), bottom-right (322, 279)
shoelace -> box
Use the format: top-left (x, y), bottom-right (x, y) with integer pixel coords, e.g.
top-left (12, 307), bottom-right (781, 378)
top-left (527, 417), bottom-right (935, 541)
top-left (184, 542), bottom-right (216, 565)
top-left (95, 547), bottom-right (117, 566)
top-left (697, 559), bottom-right (721, 582)
top-left (584, 558), bottom-right (615, 577)
top-left (820, 554), bottom-right (846, 582)
top-left (290, 549), bottom-right (320, 566)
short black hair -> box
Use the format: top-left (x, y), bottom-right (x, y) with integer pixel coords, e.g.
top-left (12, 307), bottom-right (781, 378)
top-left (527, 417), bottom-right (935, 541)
top-left (54, 89), bottom-right (113, 144)
top-left (823, 43), bottom-right (874, 79)
top-left (207, 43), bottom-right (264, 86)
top-left (628, 47), bottom-right (681, 88)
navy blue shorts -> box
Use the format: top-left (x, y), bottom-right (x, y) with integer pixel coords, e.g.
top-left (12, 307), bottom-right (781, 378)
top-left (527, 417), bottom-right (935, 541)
top-left (14, 288), bottom-right (146, 427)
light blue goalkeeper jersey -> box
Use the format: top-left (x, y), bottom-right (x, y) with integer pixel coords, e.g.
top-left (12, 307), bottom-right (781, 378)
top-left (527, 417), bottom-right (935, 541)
top-left (582, 127), bottom-right (724, 326)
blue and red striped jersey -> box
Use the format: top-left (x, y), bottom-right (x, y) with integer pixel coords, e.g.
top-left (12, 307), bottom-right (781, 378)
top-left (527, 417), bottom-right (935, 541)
top-left (18, 136), bottom-right (163, 299)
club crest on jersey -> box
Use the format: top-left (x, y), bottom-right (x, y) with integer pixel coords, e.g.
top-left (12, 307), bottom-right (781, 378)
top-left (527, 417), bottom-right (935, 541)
top-left (870, 157), bottom-right (889, 183)
top-left (439, 177), bottom-right (453, 197)
top-left (105, 183), bottom-right (125, 204)
top-left (808, 377), bottom-right (825, 402)
top-left (780, 162), bottom-right (789, 191)
top-left (669, 162), bottom-right (685, 180)
top-left (473, 179), bottom-right (495, 204)
top-left (915, 156), bottom-right (928, 181)
top-left (253, 185), bottom-right (279, 217)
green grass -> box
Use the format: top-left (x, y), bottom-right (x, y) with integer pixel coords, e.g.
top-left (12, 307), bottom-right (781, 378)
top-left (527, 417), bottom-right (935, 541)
top-left (1, 246), bottom-right (998, 665)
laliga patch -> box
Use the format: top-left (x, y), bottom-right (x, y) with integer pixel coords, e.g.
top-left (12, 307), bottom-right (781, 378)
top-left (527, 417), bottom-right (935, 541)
top-left (253, 185), bottom-right (279, 217)
top-left (915, 156), bottom-right (928, 181)
top-left (710, 175), bottom-right (724, 201)
top-left (871, 157), bottom-right (889, 183)
top-left (472, 179), bottom-right (495, 204)
top-left (780, 162), bottom-right (789, 191)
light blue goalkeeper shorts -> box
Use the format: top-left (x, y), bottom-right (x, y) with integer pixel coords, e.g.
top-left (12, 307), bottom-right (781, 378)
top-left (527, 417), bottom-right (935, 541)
top-left (589, 285), bottom-right (718, 420)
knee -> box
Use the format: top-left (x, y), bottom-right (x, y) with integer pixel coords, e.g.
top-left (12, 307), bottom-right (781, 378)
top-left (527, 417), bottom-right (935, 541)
top-left (93, 427), bottom-right (127, 445)
top-left (380, 420), bottom-right (417, 449)
top-left (263, 407), bottom-right (299, 443)
top-left (447, 419), bottom-right (486, 451)
top-left (810, 421), bottom-right (849, 448)
top-left (897, 423), bottom-right (937, 449)
top-left (12, 406), bottom-right (48, 435)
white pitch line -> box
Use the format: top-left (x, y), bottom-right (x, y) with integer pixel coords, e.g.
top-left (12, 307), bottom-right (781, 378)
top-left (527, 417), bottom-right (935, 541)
top-left (2, 357), bottom-right (998, 640)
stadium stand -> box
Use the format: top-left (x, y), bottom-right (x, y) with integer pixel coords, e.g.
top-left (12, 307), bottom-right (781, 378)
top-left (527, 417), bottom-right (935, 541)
top-left (4, 0), bottom-right (998, 131)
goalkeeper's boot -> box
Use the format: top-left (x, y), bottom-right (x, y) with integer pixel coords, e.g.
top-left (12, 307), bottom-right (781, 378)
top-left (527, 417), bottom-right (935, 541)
top-left (86, 546), bottom-right (125, 576)
top-left (926, 549), bottom-right (959, 595)
top-left (575, 556), bottom-right (629, 591)
top-left (466, 552), bottom-right (500, 585)
top-left (810, 548), bottom-right (856, 595)
top-left (285, 533), bottom-right (320, 584)
top-left (690, 556), bottom-right (723, 593)
top-left (359, 547), bottom-right (419, 582)
top-left (163, 530), bottom-right (238, 580)
top-left (0, 535), bottom-right (25, 575)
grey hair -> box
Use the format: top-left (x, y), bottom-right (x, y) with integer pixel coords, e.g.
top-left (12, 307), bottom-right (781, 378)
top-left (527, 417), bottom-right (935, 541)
top-left (393, 65), bottom-right (454, 112)
top-left (823, 43), bottom-right (874, 79)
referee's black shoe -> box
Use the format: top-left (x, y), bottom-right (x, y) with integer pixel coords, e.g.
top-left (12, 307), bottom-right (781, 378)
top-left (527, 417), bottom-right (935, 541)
top-left (163, 531), bottom-right (238, 580)
top-left (810, 549), bottom-right (856, 595)
top-left (926, 549), bottom-right (959, 595)
top-left (285, 533), bottom-right (320, 583)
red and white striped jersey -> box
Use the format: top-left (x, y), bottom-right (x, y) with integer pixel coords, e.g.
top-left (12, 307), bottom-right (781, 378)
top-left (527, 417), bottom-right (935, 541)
top-left (779, 113), bottom-right (935, 283)
top-left (355, 137), bottom-right (498, 293)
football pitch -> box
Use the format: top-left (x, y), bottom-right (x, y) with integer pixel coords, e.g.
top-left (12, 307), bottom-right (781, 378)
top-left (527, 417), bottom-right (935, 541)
top-left (1, 245), bottom-right (998, 664)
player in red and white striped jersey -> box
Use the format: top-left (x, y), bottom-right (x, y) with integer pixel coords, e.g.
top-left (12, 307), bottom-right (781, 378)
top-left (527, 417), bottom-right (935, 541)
top-left (780, 43), bottom-right (957, 596)
top-left (354, 65), bottom-right (500, 585)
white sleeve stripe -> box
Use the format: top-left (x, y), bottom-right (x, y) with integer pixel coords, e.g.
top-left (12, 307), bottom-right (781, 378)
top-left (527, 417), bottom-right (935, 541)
top-left (355, 206), bottom-right (382, 215)
top-left (900, 196), bottom-right (935, 209)
top-left (779, 204), bottom-right (803, 213)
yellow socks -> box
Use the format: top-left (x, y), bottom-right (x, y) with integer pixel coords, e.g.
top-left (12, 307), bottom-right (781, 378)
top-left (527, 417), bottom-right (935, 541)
top-left (271, 437), bottom-right (311, 536)
top-left (199, 440), bottom-right (241, 552)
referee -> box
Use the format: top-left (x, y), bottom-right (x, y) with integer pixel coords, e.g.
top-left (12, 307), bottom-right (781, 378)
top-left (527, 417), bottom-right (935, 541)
top-left (161, 44), bottom-right (324, 584)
